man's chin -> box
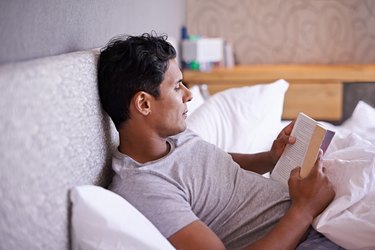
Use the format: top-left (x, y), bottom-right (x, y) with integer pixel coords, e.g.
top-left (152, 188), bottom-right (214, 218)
top-left (172, 126), bottom-right (187, 136)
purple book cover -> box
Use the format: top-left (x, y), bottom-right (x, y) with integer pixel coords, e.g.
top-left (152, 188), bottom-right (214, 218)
top-left (320, 129), bottom-right (335, 154)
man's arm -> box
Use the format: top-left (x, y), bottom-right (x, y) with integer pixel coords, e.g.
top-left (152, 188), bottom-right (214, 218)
top-left (229, 151), bottom-right (276, 174)
top-left (230, 121), bottom-right (295, 174)
top-left (246, 151), bottom-right (335, 249)
top-left (168, 220), bottom-right (226, 250)
top-left (168, 151), bottom-right (335, 250)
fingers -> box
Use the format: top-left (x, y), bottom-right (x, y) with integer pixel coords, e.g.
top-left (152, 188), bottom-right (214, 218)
top-left (277, 134), bottom-right (296, 145)
top-left (312, 149), bottom-right (324, 173)
top-left (288, 166), bottom-right (301, 188)
top-left (277, 122), bottom-right (296, 142)
top-left (317, 148), bottom-right (323, 160)
top-left (277, 121), bottom-right (294, 138)
top-left (283, 120), bottom-right (295, 135)
top-left (288, 136), bottom-right (296, 144)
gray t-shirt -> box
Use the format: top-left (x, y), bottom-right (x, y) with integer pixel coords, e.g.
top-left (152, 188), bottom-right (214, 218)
top-left (110, 129), bottom-right (290, 249)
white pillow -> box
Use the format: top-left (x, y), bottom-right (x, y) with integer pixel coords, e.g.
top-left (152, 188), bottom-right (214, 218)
top-left (186, 80), bottom-right (289, 153)
top-left (186, 85), bottom-right (206, 115)
top-left (340, 100), bottom-right (375, 145)
top-left (70, 185), bottom-right (175, 250)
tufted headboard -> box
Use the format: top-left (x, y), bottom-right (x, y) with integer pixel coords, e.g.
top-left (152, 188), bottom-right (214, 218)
top-left (0, 50), bottom-right (118, 249)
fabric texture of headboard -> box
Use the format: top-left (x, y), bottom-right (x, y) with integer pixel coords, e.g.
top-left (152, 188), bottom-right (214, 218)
top-left (0, 49), bottom-right (118, 249)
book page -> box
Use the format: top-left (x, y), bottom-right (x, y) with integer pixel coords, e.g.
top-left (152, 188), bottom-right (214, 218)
top-left (270, 113), bottom-right (317, 186)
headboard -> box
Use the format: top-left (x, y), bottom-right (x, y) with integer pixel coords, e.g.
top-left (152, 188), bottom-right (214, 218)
top-left (183, 64), bottom-right (375, 123)
top-left (0, 50), bottom-right (118, 249)
top-left (1, 49), bottom-right (374, 249)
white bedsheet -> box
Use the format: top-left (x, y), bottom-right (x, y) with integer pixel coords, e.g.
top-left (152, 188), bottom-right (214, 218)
top-left (281, 101), bottom-right (375, 249)
top-left (315, 133), bottom-right (375, 249)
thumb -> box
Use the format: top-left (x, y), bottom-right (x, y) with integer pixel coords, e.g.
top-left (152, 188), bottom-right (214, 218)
top-left (290, 166), bottom-right (301, 179)
top-left (288, 166), bottom-right (301, 188)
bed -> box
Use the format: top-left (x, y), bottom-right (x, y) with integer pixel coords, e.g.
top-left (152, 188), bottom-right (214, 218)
top-left (0, 49), bottom-right (118, 250)
top-left (0, 49), bottom-right (374, 250)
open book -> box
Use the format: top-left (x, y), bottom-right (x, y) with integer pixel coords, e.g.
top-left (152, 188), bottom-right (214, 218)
top-left (271, 112), bottom-right (335, 187)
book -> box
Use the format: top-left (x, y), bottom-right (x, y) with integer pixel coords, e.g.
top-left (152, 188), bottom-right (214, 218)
top-left (270, 112), bottom-right (335, 186)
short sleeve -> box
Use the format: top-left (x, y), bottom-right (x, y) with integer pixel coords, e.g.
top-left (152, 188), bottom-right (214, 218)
top-left (111, 171), bottom-right (199, 238)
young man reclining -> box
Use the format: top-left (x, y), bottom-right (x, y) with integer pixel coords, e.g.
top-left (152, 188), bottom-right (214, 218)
top-left (97, 33), bottom-right (340, 250)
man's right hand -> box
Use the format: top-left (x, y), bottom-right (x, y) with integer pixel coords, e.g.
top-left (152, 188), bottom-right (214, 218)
top-left (288, 150), bottom-right (335, 220)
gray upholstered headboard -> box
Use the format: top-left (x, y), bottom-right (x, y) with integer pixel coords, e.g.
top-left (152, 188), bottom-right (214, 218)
top-left (0, 49), bottom-right (118, 249)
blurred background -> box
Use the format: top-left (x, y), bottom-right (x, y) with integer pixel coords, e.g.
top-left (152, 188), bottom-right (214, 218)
top-left (0, 0), bottom-right (374, 118)
top-left (1, 0), bottom-right (374, 65)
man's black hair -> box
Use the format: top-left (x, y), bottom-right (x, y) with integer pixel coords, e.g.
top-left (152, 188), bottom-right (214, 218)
top-left (97, 32), bottom-right (177, 130)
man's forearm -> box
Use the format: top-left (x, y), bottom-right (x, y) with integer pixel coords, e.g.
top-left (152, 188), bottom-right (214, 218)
top-left (244, 204), bottom-right (312, 250)
top-left (229, 152), bottom-right (275, 174)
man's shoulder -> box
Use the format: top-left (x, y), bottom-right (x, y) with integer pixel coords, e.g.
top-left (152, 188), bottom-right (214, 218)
top-left (170, 129), bottom-right (201, 145)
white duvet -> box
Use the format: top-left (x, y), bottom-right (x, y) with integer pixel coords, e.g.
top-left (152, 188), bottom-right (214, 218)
top-left (312, 101), bottom-right (375, 250)
top-left (188, 82), bottom-right (375, 249)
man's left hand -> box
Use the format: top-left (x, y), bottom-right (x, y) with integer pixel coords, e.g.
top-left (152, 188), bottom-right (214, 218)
top-left (270, 121), bottom-right (296, 165)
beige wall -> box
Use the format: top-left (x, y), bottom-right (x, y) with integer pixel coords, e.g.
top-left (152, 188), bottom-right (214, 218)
top-left (187, 0), bottom-right (375, 64)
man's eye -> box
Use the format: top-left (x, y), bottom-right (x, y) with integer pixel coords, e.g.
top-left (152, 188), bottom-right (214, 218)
top-left (175, 83), bottom-right (181, 90)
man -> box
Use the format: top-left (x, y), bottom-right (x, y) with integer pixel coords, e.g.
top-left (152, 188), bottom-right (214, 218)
top-left (97, 33), bottom-right (337, 249)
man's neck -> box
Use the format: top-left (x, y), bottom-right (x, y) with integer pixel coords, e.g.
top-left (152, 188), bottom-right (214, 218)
top-left (118, 128), bottom-right (171, 164)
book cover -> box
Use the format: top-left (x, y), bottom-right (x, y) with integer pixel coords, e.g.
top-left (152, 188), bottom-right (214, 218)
top-left (270, 112), bottom-right (335, 186)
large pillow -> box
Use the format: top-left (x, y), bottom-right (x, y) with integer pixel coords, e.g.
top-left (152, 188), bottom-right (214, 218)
top-left (70, 185), bottom-right (175, 250)
top-left (186, 85), bottom-right (206, 115)
top-left (340, 100), bottom-right (375, 145)
top-left (187, 80), bottom-right (289, 153)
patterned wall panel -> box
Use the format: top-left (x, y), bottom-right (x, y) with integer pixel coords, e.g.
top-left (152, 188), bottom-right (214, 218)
top-left (187, 0), bottom-right (375, 64)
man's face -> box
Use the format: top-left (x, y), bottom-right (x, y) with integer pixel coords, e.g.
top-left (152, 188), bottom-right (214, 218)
top-left (149, 59), bottom-right (192, 137)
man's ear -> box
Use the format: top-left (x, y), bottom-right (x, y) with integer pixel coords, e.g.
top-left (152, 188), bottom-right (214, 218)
top-left (133, 91), bottom-right (152, 116)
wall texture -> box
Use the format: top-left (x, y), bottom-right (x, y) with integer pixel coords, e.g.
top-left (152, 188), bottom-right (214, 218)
top-left (187, 0), bottom-right (375, 64)
top-left (0, 0), bottom-right (186, 64)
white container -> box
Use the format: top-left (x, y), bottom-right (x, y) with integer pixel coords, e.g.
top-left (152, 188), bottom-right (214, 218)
top-left (181, 38), bottom-right (224, 63)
